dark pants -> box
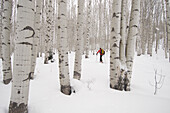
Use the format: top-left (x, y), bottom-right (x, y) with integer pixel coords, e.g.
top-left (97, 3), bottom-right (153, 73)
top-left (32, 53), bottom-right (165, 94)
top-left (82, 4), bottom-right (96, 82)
top-left (100, 55), bottom-right (103, 62)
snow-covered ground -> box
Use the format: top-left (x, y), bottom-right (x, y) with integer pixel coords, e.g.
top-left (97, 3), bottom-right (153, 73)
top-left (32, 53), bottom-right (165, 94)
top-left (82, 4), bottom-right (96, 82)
top-left (0, 49), bottom-right (170, 113)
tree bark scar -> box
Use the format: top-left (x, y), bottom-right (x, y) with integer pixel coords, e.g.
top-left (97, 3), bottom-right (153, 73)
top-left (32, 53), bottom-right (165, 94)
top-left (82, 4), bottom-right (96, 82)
top-left (132, 25), bottom-right (138, 28)
top-left (134, 9), bottom-right (139, 12)
top-left (4, 27), bottom-right (9, 30)
top-left (111, 27), bottom-right (114, 32)
top-left (23, 73), bottom-right (32, 81)
top-left (17, 4), bottom-right (23, 8)
top-left (21, 26), bottom-right (35, 39)
top-left (61, 0), bottom-right (65, 3)
top-left (18, 42), bottom-right (33, 46)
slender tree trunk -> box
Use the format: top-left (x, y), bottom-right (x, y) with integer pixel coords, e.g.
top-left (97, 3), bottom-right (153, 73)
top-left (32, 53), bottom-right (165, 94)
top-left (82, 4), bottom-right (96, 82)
top-left (147, 0), bottom-right (154, 56)
top-left (102, 0), bottom-right (106, 50)
top-left (2, 0), bottom-right (12, 84)
top-left (73, 0), bottom-right (85, 80)
top-left (166, 0), bottom-right (170, 62)
top-left (36, 0), bottom-right (42, 57)
top-left (141, 0), bottom-right (147, 55)
top-left (85, 0), bottom-right (91, 58)
top-left (40, 0), bottom-right (46, 57)
top-left (120, 0), bottom-right (127, 65)
top-left (58, 0), bottom-right (71, 95)
top-left (44, 0), bottom-right (53, 64)
top-left (110, 0), bottom-right (122, 90)
top-left (98, 0), bottom-right (102, 48)
top-left (9, 0), bottom-right (35, 112)
top-left (126, 0), bottom-right (140, 91)
top-left (0, 0), bottom-right (2, 59)
top-left (162, 0), bottom-right (168, 58)
top-left (30, 0), bottom-right (42, 79)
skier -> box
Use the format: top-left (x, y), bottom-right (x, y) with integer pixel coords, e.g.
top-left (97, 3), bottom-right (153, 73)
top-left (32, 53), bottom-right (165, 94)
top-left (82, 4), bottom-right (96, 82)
top-left (96, 48), bottom-right (105, 63)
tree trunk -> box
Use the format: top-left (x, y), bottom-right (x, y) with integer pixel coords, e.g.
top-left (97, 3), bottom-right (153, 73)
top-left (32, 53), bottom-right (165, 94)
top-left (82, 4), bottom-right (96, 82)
top-left (40, 0), bottom-right (46, 57)
top-left (141, 0), bottom-right (147, 55)
top-left (30, 0), bottom-right (42, 79)
top-left (110, 0), bottom-right (122, 90)
top-left (0, 0), bottom-right (3, 58)
top-left (2, 0), bottom-right (12, 84)
top-left (0, 0), bottom-right (2, 58)
top-left (9, 0), bottom-right (35, 112)
top-left (44, 0), bottom-right (54, 64)
top-left (166, 0), bottom-right (170, 62)
top-left (162, 0), bottom-right (168, 58)
top-left (36, 0), bottom-right (42, 57)
top-left (85, 0), bottom-right (91, 58)
top-left (126, 0), bottom-right (140, 91)
top-left (73, 0), bottom-right (85, 80)
top-left (58, 0), bottom-right (71, 95)
top-left (120, 0), bottom-right (127, 65)
top-left (147, 0), bottom-right (154, 56)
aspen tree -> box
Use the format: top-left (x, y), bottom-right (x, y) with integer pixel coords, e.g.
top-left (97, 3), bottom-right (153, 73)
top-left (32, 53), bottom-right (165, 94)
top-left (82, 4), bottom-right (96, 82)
top-left (165, 0), bottom-right (170, 62)
top-left (36, 0), bottom-right (42, 57)
top-left (162, 0), bottom-right (168, 58)
top-left (9, 0), bottom-right (35, 112)
top-left (30, 0), bottom-right (42, 79)
top-left (141, 0), bottom-right (147, 55)
top-left (56, 0), bottom-right (60, 52)
top-left (120, 0), bottom-right (127, 65)
top-left (2, 0), bottom-right (12, 84)
top-left (126, 0), bottom-right (140, 91)
top-left (73, 0), bottom-right (85, 80)
top-left (147, 0), bottom-right (154, 56)
top-left (85, 0), bottom-right (91, 58)
top-left (44, 0), bottom-right (54, 64)
top-left (98, 0), bottom-right (102, 48)
top-left (58, 0), bottom-right (71, 95)
top-left (102, 0), bottom-right (106, 50)
top-left (91, 0), bottom-right (96, 53)
top-left (110, 0), bottom-right (122, 90)
top-left (0, 0), bottom-right (2, 58)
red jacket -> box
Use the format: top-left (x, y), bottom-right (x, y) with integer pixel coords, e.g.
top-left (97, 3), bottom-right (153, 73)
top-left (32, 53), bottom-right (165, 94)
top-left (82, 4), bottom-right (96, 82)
top-left (97, 49), bottom-right (103, 55)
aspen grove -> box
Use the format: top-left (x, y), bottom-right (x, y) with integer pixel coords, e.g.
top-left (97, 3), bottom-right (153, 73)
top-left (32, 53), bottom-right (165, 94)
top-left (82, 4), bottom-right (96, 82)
top-left (0, 0), bottom-right (170, 112)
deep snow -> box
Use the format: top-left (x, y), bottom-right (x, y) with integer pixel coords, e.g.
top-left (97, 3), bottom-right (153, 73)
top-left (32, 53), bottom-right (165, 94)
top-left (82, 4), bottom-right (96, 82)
top-left (0, 48), bottom-right (170, 113)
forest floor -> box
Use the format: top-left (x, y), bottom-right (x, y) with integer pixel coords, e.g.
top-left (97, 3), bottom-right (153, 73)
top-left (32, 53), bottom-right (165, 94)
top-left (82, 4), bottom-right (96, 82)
top-left (0, 48), bottom-right (170, 113)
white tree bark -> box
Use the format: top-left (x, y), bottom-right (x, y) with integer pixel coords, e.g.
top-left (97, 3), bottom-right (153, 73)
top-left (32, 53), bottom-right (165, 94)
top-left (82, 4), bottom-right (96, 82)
top-left (9, 0), bottom-right (35, 112)
top-left (166, 0), bottom-right (170, 62)
top-left (56, 0), bottom-right (61, 52)
top-left (102, 0), bottom-right (106, 50)
top-left (126, 0), bottom-right (140, 91)
top-left (85, 0), bottom-right (91, 58)
top-left (99, 0), bottom-right (102, 48)
top-left (0, 0), bottom-right (2, 59)
top-left (73, 0), bottom-right (85, 80)
top-left (141, 0), bottom-right (147, 55)
top-left (120, 0), bottom-right (127, 65)
top-left (44, 0), bottom-right (54, 64)
top-left (147, 0), bottom-right (154, 56)
top-left (2, 0), bottom-right (12, 84)
top-left (162, 0), bottom-right (168, 58)
top-left (91, 0), bottom-right (96, 53)
top-left (30, 0), bottom-right (42, 79)
top-left (110, 0), bottom-right (122, 90)
top-left (58, 0), bottom-right (71, 95)
top-left (36, 0), bottom-right (42, 57)
top-left (40, 0), bottom-right (46, 57)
